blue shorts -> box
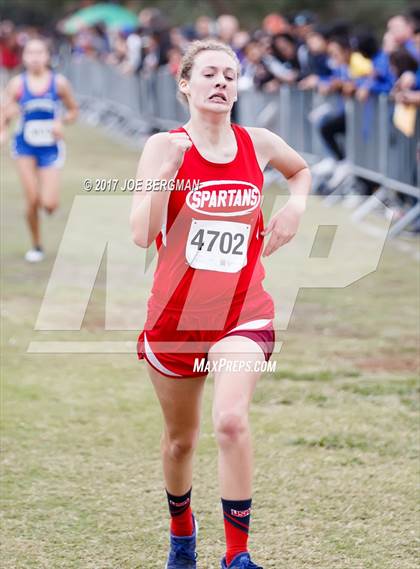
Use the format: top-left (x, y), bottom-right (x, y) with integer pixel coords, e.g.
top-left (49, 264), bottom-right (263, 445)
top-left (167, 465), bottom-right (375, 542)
top-left (12, 136), bottom-right (65, 168)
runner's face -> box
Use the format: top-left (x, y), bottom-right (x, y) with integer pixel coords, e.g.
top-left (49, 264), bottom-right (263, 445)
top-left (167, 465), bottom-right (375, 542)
top-left (186, 50), bottom-right (238, 113)
top-left (23, 41), bottom-right (49, 73)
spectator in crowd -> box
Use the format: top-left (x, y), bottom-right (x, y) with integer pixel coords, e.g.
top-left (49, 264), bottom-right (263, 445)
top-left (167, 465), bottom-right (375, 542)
top-left (54, 6), bottom-right (417, 226)
top-left (239, 39), bottom-right (271, 92)
top-left (261, 13), bottom-right (289, 36)
top-left (138, 7), bottom-right (166, 33)
top-left (390, 46), bottom-right (419, 123)
top-left (387, 14), bottom-right (419, 61)
top-left (169, 26), bottom-right (191, 54)
top-left (308, 34), bottom-right (355, 190)
top-left (167, 44), bottom-right (183, 77)
top-left (355, 30), bottom-right (396, 101)
top-left (348, 39), bottom-right (373, 82)
top-left (271, 33), bottom-right (300, 77)
top-left (6, 6), bottom-right (418, 228)
top-left (239, 36), bottom-right (295, 93)
top-left (217, 14), bottom-right (239, 46)
top-left (298, 26), bottom-right (332, 89)
top-left (140, 32), bottom-right (162, 75)
top-left (389, 47), bottom-right (419, 81)
top-left (317, 36), bottom-right (352, 163)
top-left (231, 30), bottom-right (251, 64)
top-left (409, 7), bottom-right (420, 30)
top-left (71, 24), bottom-right (110, 59)
top-left (293, 10), bottom-right (317, 40)
top-left (105, 30), bottom-right (128, 66)
top-left (8, 6), bottom-right (418, 117)
top-left (414, 24), bottom-right (420, 52)
top-left (0, 21), bottom-right (22, 71)
top-left (51, 6), bottom-right (418, 102)
top-left (122, 26), bottom-right (144, 74)
top-left (293, 10), bottom-right (318, 72)
top-left (194, 16), bottom-right (215, 40)
top-left (388, 47), bottom-right (420, 225)
top-left (91, 23), bottom-right (111, 56)
top-left (394, 86), bottom-right (420, 106)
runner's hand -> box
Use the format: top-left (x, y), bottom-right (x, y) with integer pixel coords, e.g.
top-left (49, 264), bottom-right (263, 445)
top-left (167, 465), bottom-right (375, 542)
top-left (165, 132), bottom-right (193, 171)
top-left (261, 200), bottom-right (304, 257)
top-left (52, 119), bottom-right (64, 140)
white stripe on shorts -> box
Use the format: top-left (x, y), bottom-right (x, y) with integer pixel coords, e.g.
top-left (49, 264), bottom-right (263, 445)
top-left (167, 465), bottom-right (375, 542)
top-left (143, 332), bottom-right (182, 377)
top-left (225, 319), bottom-right (272, 334)
top-left (54, 140), bottom-right (66, 168)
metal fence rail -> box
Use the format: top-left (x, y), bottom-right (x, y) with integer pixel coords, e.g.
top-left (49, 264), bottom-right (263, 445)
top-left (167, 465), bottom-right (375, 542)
top-left (63, 56), bottom-right (419, 236)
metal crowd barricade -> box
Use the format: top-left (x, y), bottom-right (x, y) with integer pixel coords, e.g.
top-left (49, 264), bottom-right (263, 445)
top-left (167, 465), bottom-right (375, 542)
top-left (345, 96), bottom-right (383, 182)
top-left (239, 87), bottom-right (345, 162)
top-left (344, 95), bottom-right (419, 235)
top-left (236, 86), bottom-right (419, 236)
top-left (62, 56), bottom-right (188, 140)
top-left (61, 56), bottom-right (419, 236)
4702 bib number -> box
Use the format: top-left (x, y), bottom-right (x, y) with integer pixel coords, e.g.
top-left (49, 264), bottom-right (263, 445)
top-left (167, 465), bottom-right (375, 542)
top-left (186, 219), bottom-right (251, 273)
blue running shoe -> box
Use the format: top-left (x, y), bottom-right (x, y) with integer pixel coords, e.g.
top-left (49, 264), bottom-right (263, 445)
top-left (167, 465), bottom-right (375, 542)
top-left (165, 515), bottom-right (198, 569)
top-left (220, 552), bottom-right (263, 569)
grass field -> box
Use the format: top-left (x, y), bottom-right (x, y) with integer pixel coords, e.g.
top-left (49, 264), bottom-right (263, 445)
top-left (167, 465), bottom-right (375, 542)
top-left (1, 124), bottom-right (419, 569)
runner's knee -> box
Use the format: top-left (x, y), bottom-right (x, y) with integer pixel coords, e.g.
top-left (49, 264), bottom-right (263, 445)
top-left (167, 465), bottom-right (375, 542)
top-left (162, 431), bottom-right (200, 461)
top-left (42, 197), bottom-right (59, 214)
top-left (26, 195), bottom-right (40, 214)
top-left (213, 410), bottom-right (248, 446)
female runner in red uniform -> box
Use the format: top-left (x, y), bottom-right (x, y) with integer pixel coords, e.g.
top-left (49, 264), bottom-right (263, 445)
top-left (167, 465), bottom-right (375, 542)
top-left (130, 40), bottom-right (311, 569)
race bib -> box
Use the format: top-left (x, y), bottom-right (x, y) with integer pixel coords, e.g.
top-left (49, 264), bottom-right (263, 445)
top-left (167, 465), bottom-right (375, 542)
top-left (23, 120), bottom-right (55, 146)
top-left (186, 219), bottom-right (251, 273)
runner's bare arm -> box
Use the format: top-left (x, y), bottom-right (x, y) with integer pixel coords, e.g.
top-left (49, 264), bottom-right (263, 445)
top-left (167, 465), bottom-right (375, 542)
top-left (247, 127), bottom-right (311, 208)
top-left (56, 75), bottom-right (79, 124)
top-left (130, 132), bottom-right (192, 248)
top-left (247, 127), bottom-right (312, 256)
top-left (0, 76), bottom-right (22, 141)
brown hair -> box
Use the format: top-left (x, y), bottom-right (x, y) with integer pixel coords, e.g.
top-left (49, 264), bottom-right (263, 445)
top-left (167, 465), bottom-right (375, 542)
top-left (23, 37), bottom-right (50, 53)
top-left (176, 40), bottom-right (241, 106)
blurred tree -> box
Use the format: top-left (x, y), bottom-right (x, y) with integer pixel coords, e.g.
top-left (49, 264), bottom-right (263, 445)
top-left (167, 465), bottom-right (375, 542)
top-left (0, 0), bottom-right (416, 35)
top-left (0, 0), bottom-right (74, 30)
top-left (128, 0), bottom-right (418, 32)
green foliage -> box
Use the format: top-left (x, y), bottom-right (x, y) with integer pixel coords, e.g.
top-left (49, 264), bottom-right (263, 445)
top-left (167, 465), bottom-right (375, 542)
top-left (1, 0), bottom-right (416, 35)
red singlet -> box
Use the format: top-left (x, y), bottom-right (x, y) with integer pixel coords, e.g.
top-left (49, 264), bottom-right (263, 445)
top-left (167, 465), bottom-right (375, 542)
top-left (137, 123), bottom-right (275, 377)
